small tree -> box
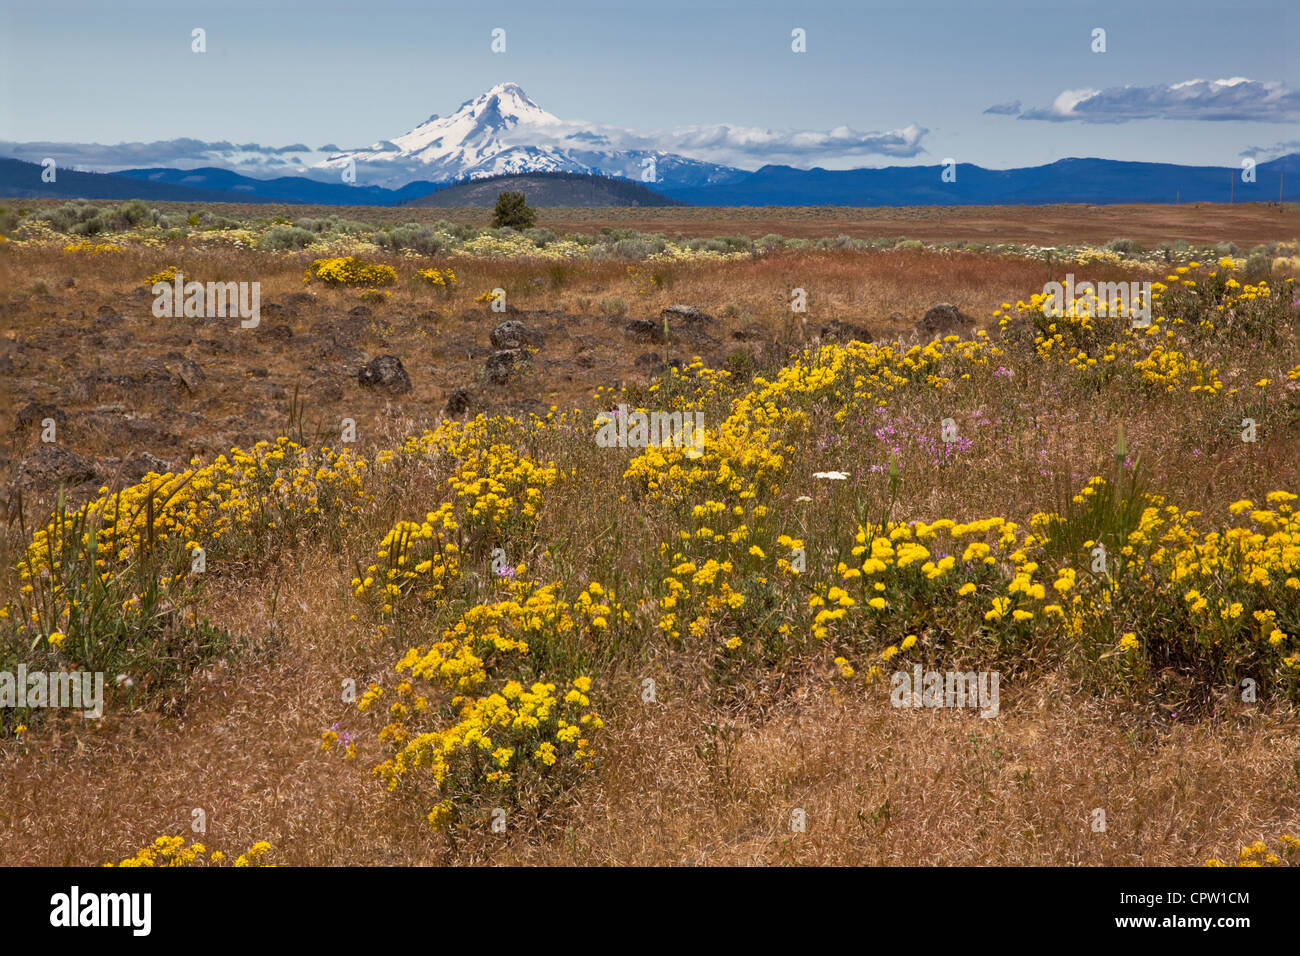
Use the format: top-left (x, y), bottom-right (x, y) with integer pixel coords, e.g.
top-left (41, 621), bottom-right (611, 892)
top-left (492, 191), bottom-right (537, 230)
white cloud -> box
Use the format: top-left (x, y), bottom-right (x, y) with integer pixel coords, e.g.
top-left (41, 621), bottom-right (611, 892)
top-left (1018, 77), bottom-right (1298, 123)
top-left (503, 116), bottom-right (929, 167)
top-left (1239, 139), bottom-right (1300, 161)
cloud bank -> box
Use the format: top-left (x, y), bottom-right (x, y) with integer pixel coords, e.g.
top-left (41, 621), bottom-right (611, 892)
top-left (1004, 77), bottom-right (1298, 124)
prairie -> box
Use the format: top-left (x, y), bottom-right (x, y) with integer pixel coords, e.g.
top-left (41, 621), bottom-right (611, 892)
top-left (1, 201), bottom-right (1298, 867)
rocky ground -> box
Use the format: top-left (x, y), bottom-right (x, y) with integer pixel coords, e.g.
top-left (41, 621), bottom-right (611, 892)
top-left (1, 282), bottom-right (978, 509)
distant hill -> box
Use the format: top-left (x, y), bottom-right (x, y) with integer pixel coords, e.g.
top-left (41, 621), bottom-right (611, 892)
top-left (113, 165), bottom-right (439, 206)
top-left (661, 155), bottom-right (1300, 207)
top-left (404, 171), bottom-right (687, 207)
top-left (0, 158), bottom-right (284, 204)
top-left (0, 159), bottom-right (682, 208)
top-left (4, 154), bottom-right (1297, 209)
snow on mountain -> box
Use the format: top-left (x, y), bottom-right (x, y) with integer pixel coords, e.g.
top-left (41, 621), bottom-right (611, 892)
top-left (312, 83), bottom-right (744, 188)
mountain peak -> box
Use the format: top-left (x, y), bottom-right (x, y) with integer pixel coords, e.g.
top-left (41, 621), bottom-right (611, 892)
top-left (311, 83), bottom-right (741, 188)
top-left (455, 82), bottom-right (550, 121)
top-left (486, 81), bottom-right (527, 97)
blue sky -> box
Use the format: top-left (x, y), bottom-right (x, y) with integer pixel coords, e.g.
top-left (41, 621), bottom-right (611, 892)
top-left (1, 0), bottom-right (1296, 171)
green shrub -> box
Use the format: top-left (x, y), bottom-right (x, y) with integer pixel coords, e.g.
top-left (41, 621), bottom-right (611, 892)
top-left (434, 219), bottom-right (479, 242)
top-left (711, 235), bottom-right (753, 253)
top-left (374, 223), bottom-right (444, 255)
top-left (610, 237), bottom-right (663, 259)
top-left (492, 191), bottom-right (537, 230)
top-left (259, 226), bottom-right (316, 251)
top-left (34, 202), bottom-right (101, 234)
top-left (107, 200), bottom-right (153, 230)
top-left (295, 215), bottom-right (374, 236)
top-left (686, 237), bottom-right (731, 254)
top-left (1245, 252), bottom-right (1273, 282)
top-left (598, 296), bottom-right (628, 317)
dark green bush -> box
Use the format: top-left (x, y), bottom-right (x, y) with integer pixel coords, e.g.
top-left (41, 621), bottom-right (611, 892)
top-left (491, 191), bottom-right (537, 230)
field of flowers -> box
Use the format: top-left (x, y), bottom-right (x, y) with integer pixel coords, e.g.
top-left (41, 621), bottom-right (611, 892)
top-left (1, 222), bottom-right (1298, 864)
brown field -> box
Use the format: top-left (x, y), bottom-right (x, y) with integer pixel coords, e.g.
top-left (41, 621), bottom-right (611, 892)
top-left (1, 207), bottom-right (1298, 867)
top-left (0, 241), bottom-right (1164, 477)
top-left (535, 201), bottom-right (1299, 247)
top-left (7, 197), bottom-right (1298, 246)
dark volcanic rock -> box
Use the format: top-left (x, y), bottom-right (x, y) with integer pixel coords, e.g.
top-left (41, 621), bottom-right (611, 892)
top-left (485, 349), bottom-right (532, 385)
top-left (661, 304), bottom-right (713, 327)
top-left (168, 358), bottom-right (204, 393)
top-left (635, 352), bottom-right (667, 373)
top-left (444, 388), bottom-right (472, 416)
top-left (102, 452), bottom-right (172, 483)
top-left (625, 319), bottom-right (666, 344)
top-left (819, 320), bottom-right (874, 344)
top-left (357, 355), bottom-right (413, 393)
top-left (11, 444), bottom-right (99, 493)
top-left (490, 320), bottom-right (543, 351)
top-left (917, 303), bottom-right (975, 339)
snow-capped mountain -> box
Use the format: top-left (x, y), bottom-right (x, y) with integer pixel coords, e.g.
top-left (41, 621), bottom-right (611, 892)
top-left (312, 82), bottom-right (745, 189)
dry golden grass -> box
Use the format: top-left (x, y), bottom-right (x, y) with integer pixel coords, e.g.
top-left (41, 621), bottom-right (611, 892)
top-left (4, 540), bottom-right (1296, 866)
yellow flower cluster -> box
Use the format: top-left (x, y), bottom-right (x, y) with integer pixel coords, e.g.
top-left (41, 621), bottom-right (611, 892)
top-left (416, 267), bottom-right (457, 288)
top-left (106, 835), bottom-right (273, 867)
top-left (63, 241), bottom-right (122, 254)
top-left (14, 437), bottom-right (369, 636)
top-left (363, 580), bottom-right (615, 828)
top-left (145, 265), bottom-right (178, 286)
top-left (304, 256), bottom-right (398, 287)
top-left (658, 555), bottom-right (747, 644)
top-left (994, 263), bottom-right (1295, 395)
top-left (354, 420), bottom-right (557, 613)
top-left (1207, 834), bottom-right (1299, 867)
